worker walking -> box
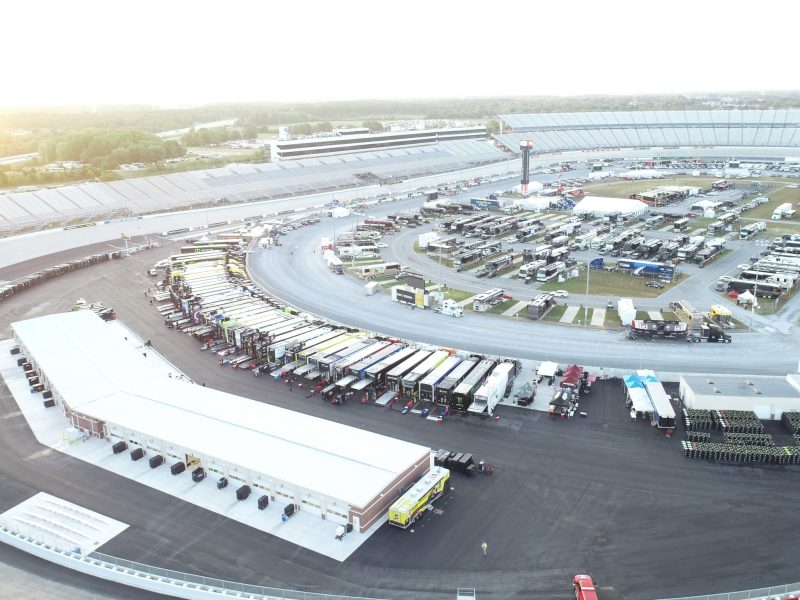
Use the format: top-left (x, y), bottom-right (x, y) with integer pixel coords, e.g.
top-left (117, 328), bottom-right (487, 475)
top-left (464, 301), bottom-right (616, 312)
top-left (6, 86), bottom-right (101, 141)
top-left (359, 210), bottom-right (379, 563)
top-left (481, 541), bottom-right (488, 556)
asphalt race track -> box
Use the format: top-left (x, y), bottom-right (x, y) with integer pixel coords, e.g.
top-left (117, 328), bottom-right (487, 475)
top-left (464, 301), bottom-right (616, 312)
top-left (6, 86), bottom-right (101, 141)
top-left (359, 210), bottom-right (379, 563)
top-left (1, 247), bottom-right (799, 599)
top-left (247, 214), bottom-right (799, 376)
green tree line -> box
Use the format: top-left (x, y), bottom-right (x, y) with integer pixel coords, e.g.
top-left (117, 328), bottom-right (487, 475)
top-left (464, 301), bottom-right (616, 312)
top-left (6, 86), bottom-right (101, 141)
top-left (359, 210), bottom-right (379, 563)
top-left (38, 129), bottom-right (185, 169)
top-left (3, 93), bottom-right (798, 137)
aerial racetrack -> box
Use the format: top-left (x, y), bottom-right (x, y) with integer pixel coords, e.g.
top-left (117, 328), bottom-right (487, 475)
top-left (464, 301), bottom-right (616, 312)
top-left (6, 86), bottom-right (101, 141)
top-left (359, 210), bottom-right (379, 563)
top-left (1, 109), bottom-right (800, 600)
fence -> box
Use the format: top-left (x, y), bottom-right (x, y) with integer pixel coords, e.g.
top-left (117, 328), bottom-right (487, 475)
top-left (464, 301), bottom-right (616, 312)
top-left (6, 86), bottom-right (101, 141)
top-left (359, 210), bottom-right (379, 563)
top-left (657, 582), bottom-right (800, 600)
top-left (0, 525), bottom-right (387, 600)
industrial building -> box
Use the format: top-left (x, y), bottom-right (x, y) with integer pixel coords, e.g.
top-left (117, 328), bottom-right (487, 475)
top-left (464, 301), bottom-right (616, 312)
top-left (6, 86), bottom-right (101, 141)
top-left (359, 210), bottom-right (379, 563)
top-left (11, 311), bottom-right (431, 532)
top-left (270, 126), bottom-right (486, 160)
top-left (679, 374), bottom-right (800, 420)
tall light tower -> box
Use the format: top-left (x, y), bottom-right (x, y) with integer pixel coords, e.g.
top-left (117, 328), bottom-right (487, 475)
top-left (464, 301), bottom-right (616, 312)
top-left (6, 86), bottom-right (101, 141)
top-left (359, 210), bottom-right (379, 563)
top-left (520, 140), bottom-right (533, 196)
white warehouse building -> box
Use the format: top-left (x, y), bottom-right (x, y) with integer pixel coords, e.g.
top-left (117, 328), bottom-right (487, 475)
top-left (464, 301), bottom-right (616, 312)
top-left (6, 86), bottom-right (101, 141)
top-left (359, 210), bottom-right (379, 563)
top-left (12, 311), bottom-right (431, 532)
top-left (679, 374), bottom-right (800, 420)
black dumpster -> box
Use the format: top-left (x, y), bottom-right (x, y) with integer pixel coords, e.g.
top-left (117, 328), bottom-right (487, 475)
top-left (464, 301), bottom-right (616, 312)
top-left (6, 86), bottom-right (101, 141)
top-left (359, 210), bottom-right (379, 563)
top-left (448, 452), bottom-right (463, 470)
top-left (465, 463), bottom-right (478, 477)
top-left (284, 504), bottom-right (295, 517)
top-left (236, 485), bottom-right (251, 501)
top-left (10, 347), bottom-right (20, 355)
top-left (16, 357), bottom-right (26, 367)
top-left (112, 441), bottom-right (127, 454)
top-left (149, 455), bottom-right (164, 468)
top-left (43, 399), bottom-right (56, 408)
top-left (257, 495), bottom-right (269, 510)
top-left (170, 461), bottom-right (186, 475)
top-left (457, 453), bottom-right (474, 473)
top-left (42, 390), bottom-right (53, 399)
top-left (130, 447), bottom-right (144, 461)
top-left (191, 467), bottom-right (205, 482)
top-left (31, 384), bottom-right (44, 393)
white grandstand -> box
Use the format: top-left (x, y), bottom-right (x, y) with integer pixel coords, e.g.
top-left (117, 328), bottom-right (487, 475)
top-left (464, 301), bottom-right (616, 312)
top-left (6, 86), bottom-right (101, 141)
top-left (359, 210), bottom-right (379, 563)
top-left (0, 140), bottom-right (506, 233)
top-left (496, 110), bottom-right (800, 153)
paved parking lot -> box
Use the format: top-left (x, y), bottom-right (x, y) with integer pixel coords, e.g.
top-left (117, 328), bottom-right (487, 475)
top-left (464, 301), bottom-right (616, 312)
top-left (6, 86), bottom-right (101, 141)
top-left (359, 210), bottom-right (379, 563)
top-left (1, 248), bottom-right (800, 600)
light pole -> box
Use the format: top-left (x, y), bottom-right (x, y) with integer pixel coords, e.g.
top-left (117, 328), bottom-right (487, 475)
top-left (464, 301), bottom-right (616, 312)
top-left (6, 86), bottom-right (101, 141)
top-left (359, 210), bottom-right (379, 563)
top-left (584, 259), bottom-right (591, 327)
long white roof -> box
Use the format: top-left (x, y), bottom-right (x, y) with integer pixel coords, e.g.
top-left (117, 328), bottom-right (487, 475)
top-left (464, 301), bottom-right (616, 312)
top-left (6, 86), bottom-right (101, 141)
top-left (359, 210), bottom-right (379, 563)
top-left (573, 195), bottom-right (648, 216)
top-left (12, 311), bottom-right (430, 508)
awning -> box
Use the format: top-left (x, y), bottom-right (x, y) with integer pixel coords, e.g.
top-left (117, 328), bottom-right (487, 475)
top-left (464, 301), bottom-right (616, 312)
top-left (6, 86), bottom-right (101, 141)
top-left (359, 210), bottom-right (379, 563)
top-left (304, 369), bottom-right (321, 380)
top-left (538, 361), bottom-right (558, 377)
top-left (279, 359), bottom-right (305, 374)
top-left (350, 378), bottom-right (373, 391)
top-left (321, 383), bottom-right (337, 395)
top-left (375, 391), bottom-right (396, 406)
top-left (293, 363), bottom-right (315, 376)
top-left (628, 387), bottom-right (654, 414)
top-left (335, 374), bottom-right (359, 387)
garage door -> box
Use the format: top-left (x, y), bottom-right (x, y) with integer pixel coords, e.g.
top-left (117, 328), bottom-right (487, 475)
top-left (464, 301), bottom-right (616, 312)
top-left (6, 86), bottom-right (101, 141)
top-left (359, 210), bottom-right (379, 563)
top-left (301, 493), bottom-right (322, 517)
top-left (326, 503), bottom-right (348, 525)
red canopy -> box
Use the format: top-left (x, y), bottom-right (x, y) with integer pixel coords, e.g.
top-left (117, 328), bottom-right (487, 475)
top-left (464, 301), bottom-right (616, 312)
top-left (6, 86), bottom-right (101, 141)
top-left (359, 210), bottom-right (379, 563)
top-left (560, 364), bottom-right (584, 388)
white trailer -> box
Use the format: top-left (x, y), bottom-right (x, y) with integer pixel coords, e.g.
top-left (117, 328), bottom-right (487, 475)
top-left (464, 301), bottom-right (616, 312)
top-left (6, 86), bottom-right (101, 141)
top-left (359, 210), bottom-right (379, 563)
top-left (468, 362), bottom-right (515, 416)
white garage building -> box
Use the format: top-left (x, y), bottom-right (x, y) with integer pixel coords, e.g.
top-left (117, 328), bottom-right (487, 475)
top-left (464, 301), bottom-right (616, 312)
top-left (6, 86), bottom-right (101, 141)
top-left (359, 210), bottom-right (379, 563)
top-left (572, 195), bottom-right (649, 219)
top-left (12, 311), bottom-right (431, 532)
top-left (679, 374), bottom-right (800, 420)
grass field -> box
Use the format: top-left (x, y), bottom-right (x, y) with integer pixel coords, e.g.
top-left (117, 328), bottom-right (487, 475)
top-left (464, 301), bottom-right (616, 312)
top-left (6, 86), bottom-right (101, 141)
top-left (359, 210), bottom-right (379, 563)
top-left (541, 304), bottom-right (567, 322)
top-left (487, 299), bottom-right (519, 315)
top-left (539, 269), bottom-right (681, 298)
top-left (442, 289), bottom-right (474, 303)
top-left (582, 176), bottom-right (719, 199)
top-left (741, 185), bottom-right (800, 221)
top-left (604, 310), bottom-right (622, 327)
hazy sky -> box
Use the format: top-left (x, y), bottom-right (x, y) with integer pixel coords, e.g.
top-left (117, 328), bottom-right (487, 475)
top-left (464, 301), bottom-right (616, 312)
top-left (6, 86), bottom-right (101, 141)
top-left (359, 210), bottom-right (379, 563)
top-left (4, 0), bottom-right (797, 108)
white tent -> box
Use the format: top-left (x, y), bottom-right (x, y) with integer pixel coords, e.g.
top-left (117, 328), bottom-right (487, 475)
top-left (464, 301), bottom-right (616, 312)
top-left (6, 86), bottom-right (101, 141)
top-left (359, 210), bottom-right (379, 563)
top-left (736, 290), bottom-right (756, 306)
top-left (573, 196), bottom-right (648, 218)
top-left (537, 361), bottom-right (558, 378)
top-left (331, 206), bottom-right (350, 218)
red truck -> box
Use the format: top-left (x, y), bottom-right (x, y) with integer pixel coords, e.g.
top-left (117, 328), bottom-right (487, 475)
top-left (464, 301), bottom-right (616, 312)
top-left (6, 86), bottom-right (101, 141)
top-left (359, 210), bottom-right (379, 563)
top-left (574, 575), bottom-right (599, 600)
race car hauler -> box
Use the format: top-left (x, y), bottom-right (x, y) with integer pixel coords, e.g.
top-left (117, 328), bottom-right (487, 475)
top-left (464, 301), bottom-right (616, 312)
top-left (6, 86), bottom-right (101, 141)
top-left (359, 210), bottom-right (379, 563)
top-left (468, 361), bottom-right (515, 416)
top-left (388, 467), bottom-right (450, 529)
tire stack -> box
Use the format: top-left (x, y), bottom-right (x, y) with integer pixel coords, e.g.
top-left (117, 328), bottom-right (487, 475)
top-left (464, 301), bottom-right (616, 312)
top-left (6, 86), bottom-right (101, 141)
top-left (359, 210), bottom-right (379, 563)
top-left (723, 432), bottom-right (775, 447)
top-left (681, 441), bottom-right (800, 464)
top-left (712, 410), bottom-right (763, 434)
top-left (683, 409), bottom-right (715, 431)
top-left (686, 431), bottom-right (711, 443)
top-left (781, 411), bottom-right (800, 434)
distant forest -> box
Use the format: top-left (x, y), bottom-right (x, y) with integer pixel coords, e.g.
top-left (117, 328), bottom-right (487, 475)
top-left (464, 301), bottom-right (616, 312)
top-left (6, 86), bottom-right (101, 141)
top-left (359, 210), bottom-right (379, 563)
top-left (2, 92), bottom-right (799, 135)
top-left (1, 92), bottom-right (799, 189)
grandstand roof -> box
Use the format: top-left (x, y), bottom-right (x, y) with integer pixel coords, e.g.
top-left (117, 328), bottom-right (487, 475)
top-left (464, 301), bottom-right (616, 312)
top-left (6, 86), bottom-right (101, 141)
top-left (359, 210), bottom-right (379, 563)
top-left (495, 110), bottom-right (800, 154)
top-left (0, 140), bottom-right (506, 232)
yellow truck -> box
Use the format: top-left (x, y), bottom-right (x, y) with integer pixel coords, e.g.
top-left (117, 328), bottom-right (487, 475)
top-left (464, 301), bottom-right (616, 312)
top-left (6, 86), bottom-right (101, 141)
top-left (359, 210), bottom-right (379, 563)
top-left (388, 467), bottom-right (450, 528)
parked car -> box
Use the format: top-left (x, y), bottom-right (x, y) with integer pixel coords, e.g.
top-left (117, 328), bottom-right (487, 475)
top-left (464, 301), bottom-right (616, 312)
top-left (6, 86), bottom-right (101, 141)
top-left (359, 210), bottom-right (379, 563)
top-left (552, 290), bottom-right (569, 298)
top-left (646, 281), bottom-right (664, 289)
top-left (737, 263), bottom-right (752, 271)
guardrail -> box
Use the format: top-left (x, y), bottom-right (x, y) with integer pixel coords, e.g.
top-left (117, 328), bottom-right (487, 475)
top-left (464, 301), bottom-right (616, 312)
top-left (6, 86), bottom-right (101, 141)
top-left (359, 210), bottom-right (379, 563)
top-left (3, 519), bottom-right (800, 600)
top-left (657, 583), bottom-right (800, 600)
top-left (1, 525), bottom-right (387, 600)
